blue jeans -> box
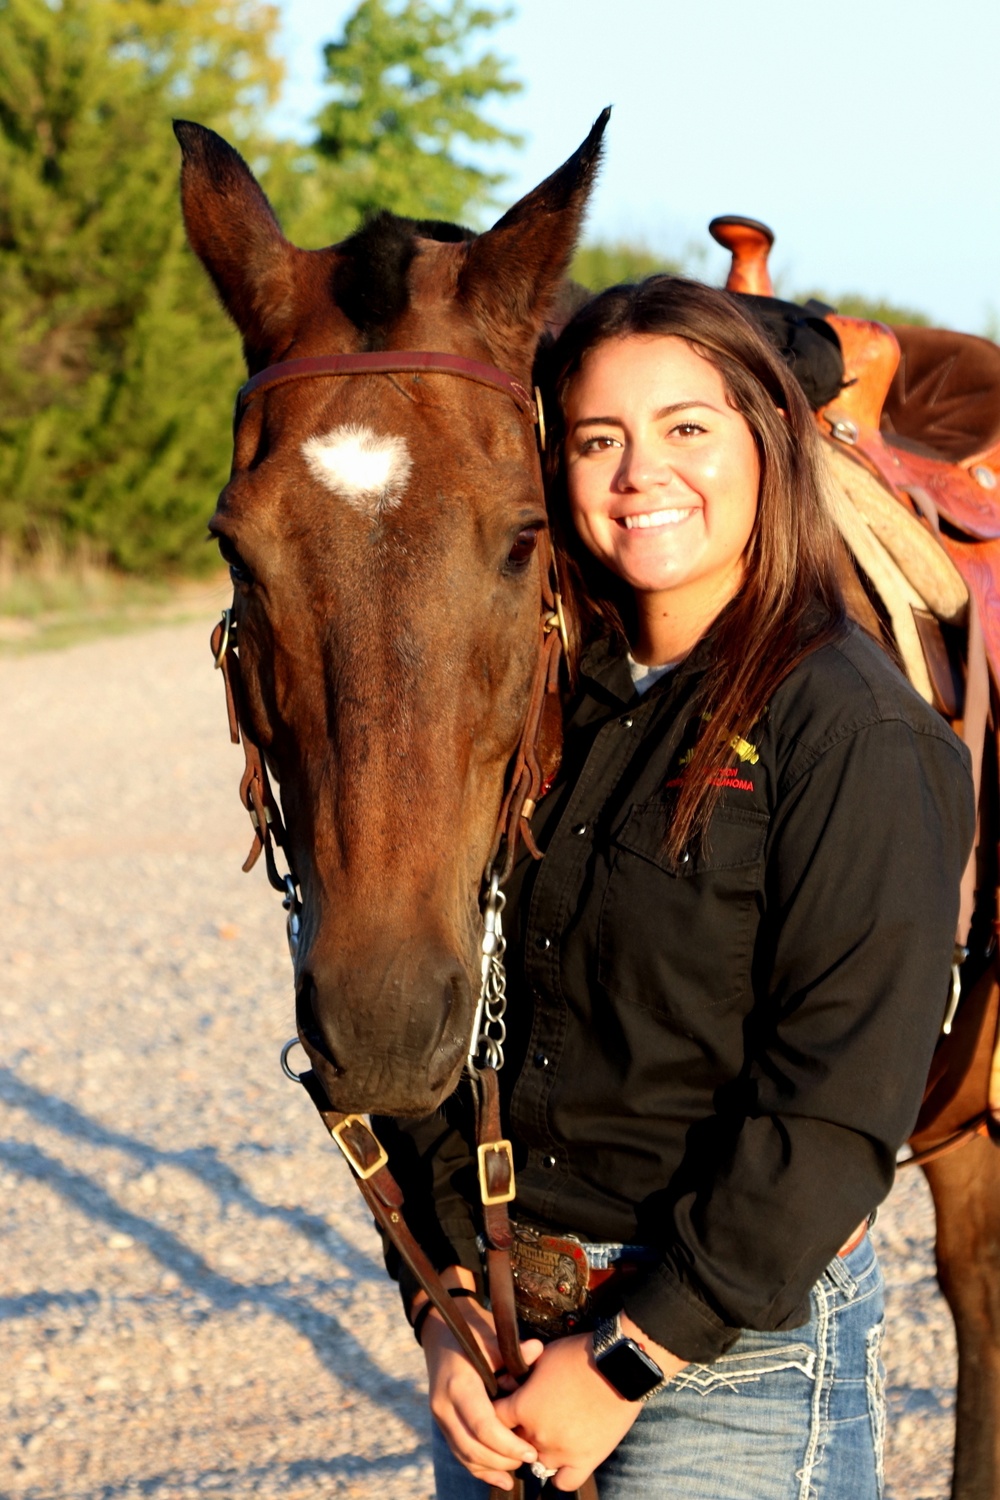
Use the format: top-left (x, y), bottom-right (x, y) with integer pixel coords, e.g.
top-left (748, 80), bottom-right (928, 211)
top-left (432, 1236), bottom-right (886, 1500)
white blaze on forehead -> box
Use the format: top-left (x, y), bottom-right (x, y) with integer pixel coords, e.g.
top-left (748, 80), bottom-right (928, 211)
top-left (301, 423), bottom-right (412, 514)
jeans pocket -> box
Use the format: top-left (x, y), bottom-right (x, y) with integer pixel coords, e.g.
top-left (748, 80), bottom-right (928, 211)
top-left (670, 1339), bottom-right (817, 1395)
top-left (866, 1318), bottom-right (887, 1499)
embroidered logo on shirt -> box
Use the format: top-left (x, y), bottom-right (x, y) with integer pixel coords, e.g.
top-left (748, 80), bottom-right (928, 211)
top-left (730, 736), bottom-right (759, 765)
top-left (707, 766), bottom-right (755, 791)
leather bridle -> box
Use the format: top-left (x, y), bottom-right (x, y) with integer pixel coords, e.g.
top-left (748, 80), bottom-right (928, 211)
top-left (210, 349), bottom-right (569, 1473)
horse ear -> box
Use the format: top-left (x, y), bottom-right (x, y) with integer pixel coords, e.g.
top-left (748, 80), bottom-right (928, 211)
top-left (459, 109), bottom-right (610, 367)
top-left (174, 120), bottom-right (299, 364)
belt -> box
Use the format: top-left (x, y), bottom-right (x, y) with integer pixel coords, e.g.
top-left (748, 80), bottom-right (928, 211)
top-left (509, 1221), bottom-right (657, 1338)
top-left (838, 1214), bottom-right (874, 1258)
top-left (509, 1215), bottom-right (874, 1339)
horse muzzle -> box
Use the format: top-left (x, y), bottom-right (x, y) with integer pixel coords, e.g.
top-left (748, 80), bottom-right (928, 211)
top-left (295, 954), bottom-right (473, 1116)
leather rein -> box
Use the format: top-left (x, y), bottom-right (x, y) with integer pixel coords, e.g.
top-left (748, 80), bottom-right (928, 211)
top-left (211, 348), bottom-right (568, 1414)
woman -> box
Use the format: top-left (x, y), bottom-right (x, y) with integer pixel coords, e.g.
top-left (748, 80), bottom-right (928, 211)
top-left (388, 277), bottom-right (974, 1499)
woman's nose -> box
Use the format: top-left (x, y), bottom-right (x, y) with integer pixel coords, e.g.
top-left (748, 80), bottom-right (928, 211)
top-left (616, 443), bottom-right (673, 493)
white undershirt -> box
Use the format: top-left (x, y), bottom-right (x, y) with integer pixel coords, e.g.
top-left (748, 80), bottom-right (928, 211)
top-left (627, 653), bottom-right (680, 696)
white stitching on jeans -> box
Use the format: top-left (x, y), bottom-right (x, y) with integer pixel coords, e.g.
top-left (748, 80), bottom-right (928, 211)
top-left (796, 1278), bottom-right (830, 1500)
top-left (866, 1320), bottom-right (887, 1499)
top-left (672, 1343), bottom-right (816, 1394)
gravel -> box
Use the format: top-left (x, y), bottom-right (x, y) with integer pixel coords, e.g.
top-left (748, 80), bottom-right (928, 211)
top-left (1, 616), bottom-right (957, 1498)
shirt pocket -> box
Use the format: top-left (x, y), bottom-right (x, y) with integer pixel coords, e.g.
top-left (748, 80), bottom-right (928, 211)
top-left (597, 800), bottom-right (768, 1023)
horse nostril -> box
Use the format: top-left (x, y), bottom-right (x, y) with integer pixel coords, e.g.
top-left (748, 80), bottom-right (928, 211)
top-left (428, 968), bottom-right (471, 1091)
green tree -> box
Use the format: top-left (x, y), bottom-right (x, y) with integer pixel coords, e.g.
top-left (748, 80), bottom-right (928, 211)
top-left (571, 241), bottom-right (688, 292)
top-left (0, 0), bottom-right (282, 571)
top-left (794, 289), bottom-right (930, 326)
top-left (309, 0), bottom-right (521, 231)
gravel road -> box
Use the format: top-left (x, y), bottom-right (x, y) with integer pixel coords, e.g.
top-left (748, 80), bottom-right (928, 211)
top-left (2, 615), bottom-right (957, 1499)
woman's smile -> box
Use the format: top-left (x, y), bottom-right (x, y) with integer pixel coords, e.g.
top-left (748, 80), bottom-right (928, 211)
top-left (616, 506), bottom-right (698, 529)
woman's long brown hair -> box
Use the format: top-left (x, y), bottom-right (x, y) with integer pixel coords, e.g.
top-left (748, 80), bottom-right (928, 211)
top-left (542, 276), bottom-right (847, 859)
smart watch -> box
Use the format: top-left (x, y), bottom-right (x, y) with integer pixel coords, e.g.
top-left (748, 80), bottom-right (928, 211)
top-left (592, 1312), bottom-right (665, 1402)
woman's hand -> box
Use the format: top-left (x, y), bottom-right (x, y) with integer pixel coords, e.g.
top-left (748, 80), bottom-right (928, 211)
top-left (492, 1317), bottom-right (686, 1492)
top-left (421, 1296), bottom-right (545, 1493)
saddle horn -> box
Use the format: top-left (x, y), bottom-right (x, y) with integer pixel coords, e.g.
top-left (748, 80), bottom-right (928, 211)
top-left (710, 215), bottom-right (775, 297)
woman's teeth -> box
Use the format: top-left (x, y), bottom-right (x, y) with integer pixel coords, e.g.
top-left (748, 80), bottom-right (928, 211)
top-left (621, 508), bottom-right (692, 529)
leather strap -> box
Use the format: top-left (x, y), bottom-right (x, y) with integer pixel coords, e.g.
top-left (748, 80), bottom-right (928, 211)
top-left (238, 350), bottom-right (538, 424)
top-left (296, 1068), bottom-right (500, 1398)
top-left (474, 1067), bottom-right (531, 1382)
top-left (488, 529), bottom-right (566, 881)
top-left (827, 439), bottom-right (989, 952)
top-left (958, 596), bottom-right (990, 949)
top-left (211, 613), bottom-right (290, 892)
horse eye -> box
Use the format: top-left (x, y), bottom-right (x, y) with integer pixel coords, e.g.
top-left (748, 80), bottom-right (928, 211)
top-left (507, 527), bottom-right (540, 569)
top-left (216, 534), bottom-right (254, 586)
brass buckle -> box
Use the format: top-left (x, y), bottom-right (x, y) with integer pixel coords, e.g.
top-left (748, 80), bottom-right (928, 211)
top-left (213, 607), bottom-right (233, 669)
top-left (534, 384), bottom-right (547, 451)
top-left (330, 1115), bottom-right (390, 1180)
top-left (477, 1138), bottom-right (516, 1205)
top-left (543, 592), bottom-right (570, 655)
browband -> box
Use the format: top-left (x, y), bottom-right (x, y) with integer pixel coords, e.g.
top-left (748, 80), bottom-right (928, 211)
top-left (237, 351), bottom-right (538, 424)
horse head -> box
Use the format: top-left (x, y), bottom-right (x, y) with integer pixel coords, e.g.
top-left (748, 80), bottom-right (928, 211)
top-left (176, 114), bottom-right (606, 1116)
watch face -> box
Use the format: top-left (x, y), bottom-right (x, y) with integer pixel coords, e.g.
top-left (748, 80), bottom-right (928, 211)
top-left (596, 1338), bottom-right (663, 1402)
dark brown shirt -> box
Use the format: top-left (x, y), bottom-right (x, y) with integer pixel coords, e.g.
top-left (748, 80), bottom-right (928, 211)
top-left (378, 623), bottom-right (975, 1361)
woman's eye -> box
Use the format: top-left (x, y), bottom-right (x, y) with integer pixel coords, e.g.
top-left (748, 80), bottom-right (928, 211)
top-left (216, 534), bottom-right (254, 586)
top-left (506, 527), bottom-right (541, 568)
top-left (671, 421), bottom-right (707, 438)
top-left (579, 435), bottom-right (620, 455)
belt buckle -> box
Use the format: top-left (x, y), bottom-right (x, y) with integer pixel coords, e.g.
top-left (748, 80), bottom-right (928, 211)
top-left (510, 1222), bottom-right (591, 1337)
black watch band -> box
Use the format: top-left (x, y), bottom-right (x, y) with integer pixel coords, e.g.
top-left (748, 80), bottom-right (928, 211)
top-left (593, 1313), bottom-right (665, 1402)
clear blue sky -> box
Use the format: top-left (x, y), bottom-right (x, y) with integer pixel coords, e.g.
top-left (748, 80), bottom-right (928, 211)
top-left (271, 0), bottom-right (999, 334)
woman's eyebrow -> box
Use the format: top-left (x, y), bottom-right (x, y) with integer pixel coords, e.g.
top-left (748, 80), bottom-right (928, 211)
top-left (571, 399), bottom-right (720, 434)
top-left (570, 415), bottom-right (623, 432)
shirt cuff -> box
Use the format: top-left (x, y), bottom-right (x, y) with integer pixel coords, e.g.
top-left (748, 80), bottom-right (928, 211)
top-left (621, 1259), bottom-right (742, 1364)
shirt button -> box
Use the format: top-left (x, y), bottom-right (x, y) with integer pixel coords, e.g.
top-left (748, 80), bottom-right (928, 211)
top-left (542, 1155), bottom-right (556, 1169)
top-left (620, 716), bottom-right (634, 728)
top-left (533, 1051), bottom-right (549, 1069)
top-left (681, 851), bottom-right (691, 863)
top-left (572, 823), bottom-right (587, 836)
top-left (536, 935), bottom-right (551, 951)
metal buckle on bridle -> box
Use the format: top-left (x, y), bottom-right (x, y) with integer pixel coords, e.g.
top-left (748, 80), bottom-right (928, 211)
top-left (330, 1115), bottom-right (391, 1180)
top-left (213, 606), bottom-right (234, 667)
top-left (280, 1036), bottom-right (307, 1081)
top-left (543, 590), bottom-right (570, 655)
top-left (467, 869), bottom-right (509, 1077)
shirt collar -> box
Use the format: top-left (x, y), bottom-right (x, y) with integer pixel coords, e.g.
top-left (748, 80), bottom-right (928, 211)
top-left (578, 631), bottom-right (714, 706)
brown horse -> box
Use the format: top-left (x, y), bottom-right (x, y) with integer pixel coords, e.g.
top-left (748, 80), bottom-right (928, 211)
top-left (175, 115), bottom-right (606, 1119)
top-left (714, 216), bottom-right (1000, 1500)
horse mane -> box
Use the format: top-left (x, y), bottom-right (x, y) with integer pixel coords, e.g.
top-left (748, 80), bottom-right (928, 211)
top-left (332, 211), bottom-right (476, 345)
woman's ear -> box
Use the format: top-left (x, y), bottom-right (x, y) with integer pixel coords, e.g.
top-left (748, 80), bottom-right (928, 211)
top-left (776, 407), bottom-right (789, 421)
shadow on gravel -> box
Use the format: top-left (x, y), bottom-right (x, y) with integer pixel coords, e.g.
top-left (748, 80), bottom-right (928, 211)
top-left (72, 1449), bottom-right (428, 1498)
top-left (0, 1288), bottom-right (101, 1319)
top-left (0, 1065), bottom-right (423, 1416)
top-left (0, 1064), bottom-right (380, 1278)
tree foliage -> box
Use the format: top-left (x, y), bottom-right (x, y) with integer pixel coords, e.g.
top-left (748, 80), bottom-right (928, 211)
top-left (311, 0), bottom-right (521, 229)
top-left (794, 290), bottom-right (930, 327)
top-left (0, 0), bottom-right (527, 573)
top-left (571, 241), bottom-right (686, 292)
top-left (0, 0), bottom-right (283, 571)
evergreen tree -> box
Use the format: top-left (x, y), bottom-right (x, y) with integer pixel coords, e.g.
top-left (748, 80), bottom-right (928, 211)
top-left (310, 0), bottom-right (521, 231)
top-left (571, 241), bottom-right (686, 291)
top-left (0, 0), bottom-right (282, 571)
top-left (0, 0), bottom-right (525, 573)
